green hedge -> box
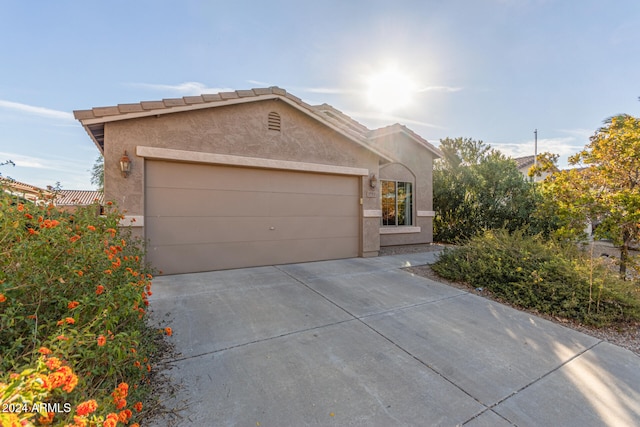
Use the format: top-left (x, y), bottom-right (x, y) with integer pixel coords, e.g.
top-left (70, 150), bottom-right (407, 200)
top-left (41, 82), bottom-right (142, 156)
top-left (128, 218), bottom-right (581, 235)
top-left (432, 229), bottom-right (640, 326)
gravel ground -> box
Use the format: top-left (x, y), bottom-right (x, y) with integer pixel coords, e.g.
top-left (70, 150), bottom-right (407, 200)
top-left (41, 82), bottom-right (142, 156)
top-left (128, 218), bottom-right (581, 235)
top-left (380, 244), bottom-right (640, 357)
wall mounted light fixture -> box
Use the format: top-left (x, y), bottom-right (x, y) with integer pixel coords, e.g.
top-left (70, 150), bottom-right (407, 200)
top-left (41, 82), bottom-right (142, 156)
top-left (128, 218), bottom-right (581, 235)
top-left (119, 151), bottom-right (131, 178)
top-left (369, 173), bottom-right (378, 189)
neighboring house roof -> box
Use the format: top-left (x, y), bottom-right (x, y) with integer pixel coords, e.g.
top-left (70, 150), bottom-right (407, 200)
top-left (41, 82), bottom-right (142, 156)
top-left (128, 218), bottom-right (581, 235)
top-left (55, 190), bottom-right (103, 206)
top-left (514, 155), bottom-right (536, 170)
top-left (0, 177), bottom-right (54, 202)
top-left (74, 87), bottom-right (440, 161)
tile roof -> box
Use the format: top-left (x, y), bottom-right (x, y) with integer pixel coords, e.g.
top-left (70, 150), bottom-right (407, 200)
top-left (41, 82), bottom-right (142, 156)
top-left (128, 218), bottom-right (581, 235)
top-left (74, 86), bottom-right (441, 160)
top-left (55, 190), bottom-right (104, 206)
top-left (0, 177), bottom-right (55, 201)
top-left (514, 155), bottom-right (536, 169)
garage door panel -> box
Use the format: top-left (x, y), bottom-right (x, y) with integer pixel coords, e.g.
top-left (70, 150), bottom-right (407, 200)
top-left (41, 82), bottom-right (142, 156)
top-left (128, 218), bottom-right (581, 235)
top-left (146, 161), bottom-right (359, 196)
top-left (146, 187), bottom-right (272, 217)
top-left (145, 160), bottom-right (361, 274)
top-left (146, 215), bottom-right (359, 246)
top-left (267, 193), bottom-right (359, 217)
top-left (148, 237), bottom-right (359, 274)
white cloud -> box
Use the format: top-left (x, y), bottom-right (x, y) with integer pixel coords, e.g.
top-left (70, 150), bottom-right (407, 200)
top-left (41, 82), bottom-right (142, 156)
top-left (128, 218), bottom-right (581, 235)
top-left (0, 100), bottom-right (74, 121)
top-left (345, 110), bottom-right (445, 129)
top-left (0, 151), bottom-right (59, 170)
top-left (127, 81), bottom-right (233, 95)
top-left (246, 79), bottom-right (272, 87)
top-left (418, 86), bottom-right (463, 93)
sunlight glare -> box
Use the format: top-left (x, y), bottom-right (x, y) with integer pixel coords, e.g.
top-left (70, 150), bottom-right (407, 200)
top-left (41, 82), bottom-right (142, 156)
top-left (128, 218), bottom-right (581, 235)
top-left (366, 65), bottom-right (418, 113)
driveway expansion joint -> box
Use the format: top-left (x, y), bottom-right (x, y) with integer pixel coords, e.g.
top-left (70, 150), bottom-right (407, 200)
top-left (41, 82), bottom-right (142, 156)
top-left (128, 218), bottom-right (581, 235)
top-left (275, 264), bottom-right (489, 410)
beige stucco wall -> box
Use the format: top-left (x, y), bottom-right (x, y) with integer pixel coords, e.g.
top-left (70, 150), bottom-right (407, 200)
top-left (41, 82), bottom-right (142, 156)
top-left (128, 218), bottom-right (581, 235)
top-left (102, 99), bottom-right (381, 255)
top-left (367, 133), bottom-right (435, 246)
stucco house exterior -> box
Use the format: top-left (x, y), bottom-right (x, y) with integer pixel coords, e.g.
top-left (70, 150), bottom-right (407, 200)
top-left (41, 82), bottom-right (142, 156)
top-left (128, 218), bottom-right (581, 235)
top-left (74, 87), bottom-right (442, 274)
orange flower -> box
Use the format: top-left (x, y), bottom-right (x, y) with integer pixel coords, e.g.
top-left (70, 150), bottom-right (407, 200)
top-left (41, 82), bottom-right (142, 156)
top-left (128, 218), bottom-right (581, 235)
top-left (118, 409), bottom-right (132, 423)
top-left (38, 347), bottom-right (52, 355)
top-left (104, 269), bottom-right (112, 275)
top-left (17, 203), bottom-right (24, 211)
top-left (38, 411), bottom-right (55, 425)
top-left (68, 301), bottom-right (79, 309)
top-left (165, 327), bottom-right (172, 337)
top-left (46, 357), bottom-right (62, 371)
top-left (87, 225), bottom-right (96, 231)
top-left (56, 335), bottom-right (68, 341)
top-left (115, 398), bottom-right (127, 410)
top-left (96, 285), bottom-right (105, 295)
top-left (133, 402), bottom-right (143, 412)
top-left (69, 235), bottom-right (81, 243)
top-left (24, 213), bottom-right (33, 219)
top-left (107, 201), bottom-right (113, 206)
top-left (97, 335), bottom-right (106, 347)
top-left (76, 399), bottom-right (98, 416)
top-left (147, 364), bottom-right (151, 372)
top-left (47, 365), bottom-right (77, 393)
top-left (0, 293), bottom-right (6, 303)
top-left (77, 270), bottom-right (84, 277)
top-left (112, 382), bottom-right (129, 400)
top-left (103, 412), bottom-right (118, 427)
top-left (28, 228), bottom-right (38, 235)
top-left (56, 317), bottom-right (75, 326)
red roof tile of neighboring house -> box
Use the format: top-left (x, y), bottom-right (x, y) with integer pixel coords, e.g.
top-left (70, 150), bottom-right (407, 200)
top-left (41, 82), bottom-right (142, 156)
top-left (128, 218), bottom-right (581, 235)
top-left (55, 190), bottom-right (103, 206)
top-left (74, 87), bottom-right (442, 160)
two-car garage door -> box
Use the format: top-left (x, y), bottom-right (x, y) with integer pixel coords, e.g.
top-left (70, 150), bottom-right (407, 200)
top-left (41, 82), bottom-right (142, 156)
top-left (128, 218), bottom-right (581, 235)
top-left (145, 160), bottom-right (360, 274)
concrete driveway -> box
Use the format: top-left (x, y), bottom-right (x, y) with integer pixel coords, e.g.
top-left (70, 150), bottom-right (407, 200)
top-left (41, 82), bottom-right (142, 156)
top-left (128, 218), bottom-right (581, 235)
top-left (149, 252), bottom-right (640, 426)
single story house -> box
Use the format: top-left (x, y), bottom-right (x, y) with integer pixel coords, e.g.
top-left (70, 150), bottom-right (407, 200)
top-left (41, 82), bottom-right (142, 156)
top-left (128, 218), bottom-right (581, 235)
top-left (74, 87), bottom-right (442, 274)
top-left (0, 177), bottom-right (55, 205)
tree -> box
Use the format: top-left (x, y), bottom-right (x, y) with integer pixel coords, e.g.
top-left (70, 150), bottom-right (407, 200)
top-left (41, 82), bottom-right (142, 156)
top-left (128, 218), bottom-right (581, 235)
top-left (546, 115), bottom-right (640, 278)
top-left (90, 155), bottom-right (104, 192)
top-left (433, 138), bottom-right (556, 242)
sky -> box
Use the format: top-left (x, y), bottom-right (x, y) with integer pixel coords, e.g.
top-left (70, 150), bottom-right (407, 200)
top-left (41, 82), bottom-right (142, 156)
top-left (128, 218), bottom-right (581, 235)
top-left (1, 0), bottom-right (639, 190)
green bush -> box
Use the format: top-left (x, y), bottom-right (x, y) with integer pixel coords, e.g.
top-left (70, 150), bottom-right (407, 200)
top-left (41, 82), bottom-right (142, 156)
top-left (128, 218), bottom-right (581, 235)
top-left (0, 189), bottom-right (168, 426)
top-left (432, 229), bottom-right (640, 326)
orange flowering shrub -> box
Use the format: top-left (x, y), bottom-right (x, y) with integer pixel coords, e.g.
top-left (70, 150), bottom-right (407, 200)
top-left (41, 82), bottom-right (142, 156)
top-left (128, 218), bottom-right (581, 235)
top-left (0, 184), bottom-right (169, 426)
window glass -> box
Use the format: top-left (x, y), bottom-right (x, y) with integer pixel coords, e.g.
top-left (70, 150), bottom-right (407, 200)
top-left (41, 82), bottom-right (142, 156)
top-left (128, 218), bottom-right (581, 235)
top-left (381, 180), bottom-right (413, 226)
top-left (381, 180), bottom-right (396, 226)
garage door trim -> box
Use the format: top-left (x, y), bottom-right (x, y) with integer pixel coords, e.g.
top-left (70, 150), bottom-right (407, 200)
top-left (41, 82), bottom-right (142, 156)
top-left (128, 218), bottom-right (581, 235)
top-left (137, 145), bottom-right (369, 176)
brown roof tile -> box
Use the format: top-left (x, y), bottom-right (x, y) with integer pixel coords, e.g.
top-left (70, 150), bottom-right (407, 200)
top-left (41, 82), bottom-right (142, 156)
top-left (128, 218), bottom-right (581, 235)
top-left (118, 103), bottom-right (145, 113)
top-left (183, 96), bottom-right (205, 105)
top-left (162, 98), bottom-right (187, 107)
top-left (201, 93), bottom-right (223, 102)
top-left (92, 106), bottom-right (121, 117)
top-left (55, 190), bottom-right (103, 205)
top-left (219, 91), bottom-right (239, 100)
top-left (140, 101), bottom-right (166, 110)
top-left (236, 89), bottom-right (256, 98)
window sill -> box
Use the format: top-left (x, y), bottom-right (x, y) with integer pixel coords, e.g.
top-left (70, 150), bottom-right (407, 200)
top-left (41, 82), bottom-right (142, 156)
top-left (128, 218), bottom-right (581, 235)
top-left (380, 226), bottom-right (421, 234)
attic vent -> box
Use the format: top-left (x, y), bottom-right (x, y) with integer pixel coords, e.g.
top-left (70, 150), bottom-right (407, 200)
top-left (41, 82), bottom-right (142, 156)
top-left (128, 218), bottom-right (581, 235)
top-left (268, 112), bottom-right (281, 131)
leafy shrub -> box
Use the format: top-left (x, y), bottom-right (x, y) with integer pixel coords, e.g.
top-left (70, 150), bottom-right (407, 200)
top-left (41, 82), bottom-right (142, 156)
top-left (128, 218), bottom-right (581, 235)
top-left (0, 188), bottom-right (169, 426)
top-left (432, 229), bottom-right (640, 326)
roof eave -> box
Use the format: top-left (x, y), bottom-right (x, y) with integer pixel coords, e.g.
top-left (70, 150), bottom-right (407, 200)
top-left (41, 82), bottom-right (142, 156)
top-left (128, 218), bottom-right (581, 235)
top-left (75, 93), bottom-right (395, 163)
